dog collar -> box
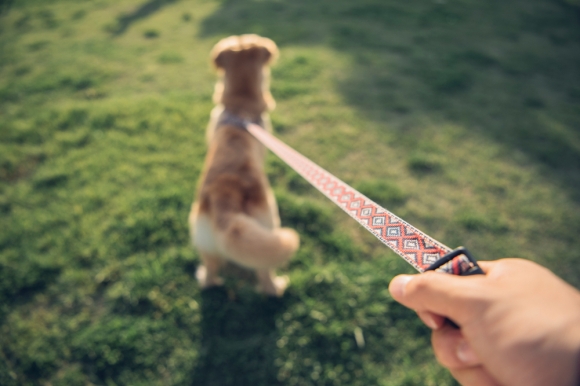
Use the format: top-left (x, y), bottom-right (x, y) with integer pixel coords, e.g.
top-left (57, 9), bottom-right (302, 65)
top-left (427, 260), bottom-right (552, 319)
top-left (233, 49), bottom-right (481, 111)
top-left (217, 110), bottom-right (264, 131)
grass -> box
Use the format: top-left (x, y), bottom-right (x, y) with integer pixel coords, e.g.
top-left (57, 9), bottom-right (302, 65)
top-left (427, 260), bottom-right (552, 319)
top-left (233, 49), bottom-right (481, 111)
top-left (0, 0), bottom-right (579, 385)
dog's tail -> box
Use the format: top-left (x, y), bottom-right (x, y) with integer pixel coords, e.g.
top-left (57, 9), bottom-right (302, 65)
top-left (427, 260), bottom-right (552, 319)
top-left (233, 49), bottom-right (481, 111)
top-left (216, 212), bottom-right (299, 269)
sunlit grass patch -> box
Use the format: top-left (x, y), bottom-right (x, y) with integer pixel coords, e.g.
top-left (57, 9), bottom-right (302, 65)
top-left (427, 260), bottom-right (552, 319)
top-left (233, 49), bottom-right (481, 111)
top-left (157, 51), bottom-right (184, 64)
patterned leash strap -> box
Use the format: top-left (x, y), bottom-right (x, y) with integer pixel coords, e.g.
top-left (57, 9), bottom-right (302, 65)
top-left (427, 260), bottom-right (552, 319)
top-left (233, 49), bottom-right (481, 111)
top-left (246, 123), bottom-right (483, 276)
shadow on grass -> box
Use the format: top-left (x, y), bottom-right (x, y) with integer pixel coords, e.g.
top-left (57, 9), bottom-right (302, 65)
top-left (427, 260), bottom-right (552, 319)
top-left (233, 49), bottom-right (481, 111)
top-left (0, 0), bottom-right (13, 14)
top-left (199, 0), bottom-right (580, 201)
top-left (108, 0), bottom-right (179, 35)
top-left (0, 251), bottom-right (61, 326)
top-left (192, 287), bottom-right (284, 386)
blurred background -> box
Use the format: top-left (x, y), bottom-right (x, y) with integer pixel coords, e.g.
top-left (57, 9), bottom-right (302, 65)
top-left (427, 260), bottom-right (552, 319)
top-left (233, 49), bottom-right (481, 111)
top-left (1, 0), bottom-right (579, 385)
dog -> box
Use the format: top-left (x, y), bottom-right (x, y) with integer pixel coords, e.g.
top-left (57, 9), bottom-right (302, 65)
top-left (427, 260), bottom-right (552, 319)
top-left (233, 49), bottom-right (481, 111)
top-left (189, 35), bottom-right (300, 297)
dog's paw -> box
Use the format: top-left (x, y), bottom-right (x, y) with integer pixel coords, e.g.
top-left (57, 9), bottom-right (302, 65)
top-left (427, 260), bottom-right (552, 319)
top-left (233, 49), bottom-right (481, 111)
top-left (196, 265), bottom-right (224, 288)
top-left (273, 275), bottom-right (289, 296)
top-left (258, 274), bottom-right (289, 297)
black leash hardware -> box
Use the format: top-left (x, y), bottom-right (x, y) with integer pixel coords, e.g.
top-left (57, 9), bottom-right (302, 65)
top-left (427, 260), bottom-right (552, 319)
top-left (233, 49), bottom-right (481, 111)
top-left (425, 247), bottom-right (484, 276)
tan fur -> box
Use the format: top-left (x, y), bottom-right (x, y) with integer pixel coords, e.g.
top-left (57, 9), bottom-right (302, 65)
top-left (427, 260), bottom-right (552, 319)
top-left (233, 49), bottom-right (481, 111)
top-left (189, 35), bottom-right (299, 297)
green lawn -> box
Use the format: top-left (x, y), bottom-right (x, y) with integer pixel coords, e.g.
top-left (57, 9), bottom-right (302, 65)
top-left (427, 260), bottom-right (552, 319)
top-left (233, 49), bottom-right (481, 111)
top-left (1, 0), bottom-right (579, 385)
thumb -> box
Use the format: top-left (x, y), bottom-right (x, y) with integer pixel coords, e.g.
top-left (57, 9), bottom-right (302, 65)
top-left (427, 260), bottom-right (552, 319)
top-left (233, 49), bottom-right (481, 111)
top-left (389, 275), bottom-right (414, 301)
top-left (389, 271), bottom-right (487, 325)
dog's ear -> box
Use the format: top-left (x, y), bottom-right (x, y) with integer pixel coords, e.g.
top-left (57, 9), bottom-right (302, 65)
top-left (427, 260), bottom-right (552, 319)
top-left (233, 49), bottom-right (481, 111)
top-left (258, 47), bottom-right (273, 65)
top-left (211, 35), bottom-right (238, 70)
top-left (258, 38), bottom-right (278, 66)
top-left (213, 49), bottom-right (231, 70)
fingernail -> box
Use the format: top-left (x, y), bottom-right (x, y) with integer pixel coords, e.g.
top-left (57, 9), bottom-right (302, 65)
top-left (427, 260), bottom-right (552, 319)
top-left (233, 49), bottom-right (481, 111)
top-left (456, 339), bottom-right (479, 365)
top-left (389, 275), bottom-right (413, 300)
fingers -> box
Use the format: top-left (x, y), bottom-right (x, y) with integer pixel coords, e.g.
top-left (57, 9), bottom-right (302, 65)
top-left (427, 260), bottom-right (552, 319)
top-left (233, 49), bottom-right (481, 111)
top-left (416, 310), bottom-right (446, 330)
top-left (431, 325), bottom-right (481, 369)
top-left (431, 326), bottom-right (502, 386)
top-left (388, 269), bottom-right (490, 323)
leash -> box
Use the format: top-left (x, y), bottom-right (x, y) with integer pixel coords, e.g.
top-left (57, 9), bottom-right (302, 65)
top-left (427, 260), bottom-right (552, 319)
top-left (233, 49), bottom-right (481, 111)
top-left (238, 119), bottom-right (483, 276)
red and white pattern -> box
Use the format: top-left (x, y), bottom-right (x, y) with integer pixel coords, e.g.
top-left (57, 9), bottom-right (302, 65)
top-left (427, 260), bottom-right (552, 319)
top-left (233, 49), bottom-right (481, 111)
top-left (247, 123), bottom-right (472, 275)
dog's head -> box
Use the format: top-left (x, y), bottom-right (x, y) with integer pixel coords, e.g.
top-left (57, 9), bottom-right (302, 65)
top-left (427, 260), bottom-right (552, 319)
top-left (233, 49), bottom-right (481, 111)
top-left (210, 34), bottom-right (278, 112)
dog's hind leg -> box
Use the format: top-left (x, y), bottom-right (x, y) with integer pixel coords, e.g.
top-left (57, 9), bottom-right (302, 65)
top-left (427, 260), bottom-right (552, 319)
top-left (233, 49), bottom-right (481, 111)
top-left (196, 252), bottom-right (224, 288)
top-left (256, 269), bottom-right (288, 297)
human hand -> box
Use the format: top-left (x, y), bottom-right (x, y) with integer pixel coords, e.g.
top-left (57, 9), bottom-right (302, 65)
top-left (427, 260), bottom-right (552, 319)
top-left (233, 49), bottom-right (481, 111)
top-left (389, 258), bottom-right (580, 386)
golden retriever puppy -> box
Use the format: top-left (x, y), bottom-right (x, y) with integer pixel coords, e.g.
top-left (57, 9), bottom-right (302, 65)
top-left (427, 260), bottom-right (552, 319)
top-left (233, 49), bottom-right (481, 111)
top-left (189, 35), bottom-right (299, 297)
